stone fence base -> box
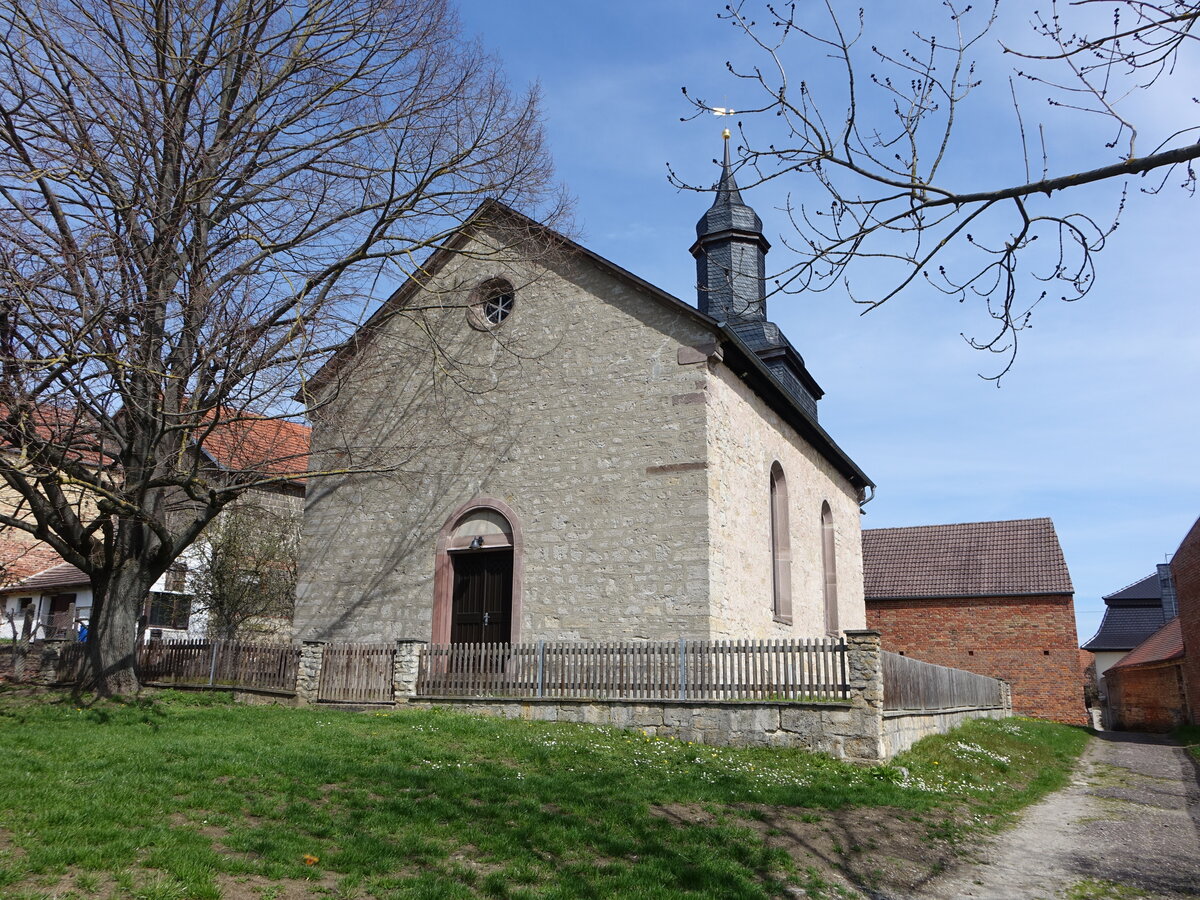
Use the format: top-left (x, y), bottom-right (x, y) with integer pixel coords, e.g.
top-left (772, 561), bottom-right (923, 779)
top-left (405, 695), bottom-right (1011, 764)
top-left (301, 630), bottom-right (1013, 762)
top-left (408, 696), bottom-right (880, 762)
top-left (0, 640), bottom-right (78, 685)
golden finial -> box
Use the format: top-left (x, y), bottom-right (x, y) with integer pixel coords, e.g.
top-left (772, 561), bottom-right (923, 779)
top-left (722, 127), bottom-right (731, 140)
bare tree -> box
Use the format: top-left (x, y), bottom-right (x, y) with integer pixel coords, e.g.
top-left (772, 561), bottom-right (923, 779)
top-left (675, 1), bottom-right (1198, 378)
top-left (0, 0), bottom-right (565, 694)
top-left (189, 503), bottom-right (298, 641)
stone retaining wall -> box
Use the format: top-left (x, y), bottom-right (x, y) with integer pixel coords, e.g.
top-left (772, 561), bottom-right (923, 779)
top-left (881, 706), bottom-right (1010, 758)
top-left (410, 695), bottom-right (893, 761)
top-left (395, 630), bottom-right (1012, 763)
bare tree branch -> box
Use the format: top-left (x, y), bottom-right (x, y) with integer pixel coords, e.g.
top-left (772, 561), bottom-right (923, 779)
top-left (0, 0), bottom-right (567, 693)
top-left (675, 1), bottom-right (1198, 379)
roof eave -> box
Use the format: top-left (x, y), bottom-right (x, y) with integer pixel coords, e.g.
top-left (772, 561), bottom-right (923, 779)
top-left (302, 199), bottom-right (873, 490)
top-left (866, 590), bottom-right (1075, 602)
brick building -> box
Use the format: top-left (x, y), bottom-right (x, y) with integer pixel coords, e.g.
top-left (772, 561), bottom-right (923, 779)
top-left (1082, 568), bottom-right (1175, 692)
top-left (295, 137), bottom-right (874, 645)
top-left (1103, 617), bottom-right (1188, 731)
top-left (862, 518), bottom-right (1087, 725)
top-left (1169, 516), bottom-right (1200, 725)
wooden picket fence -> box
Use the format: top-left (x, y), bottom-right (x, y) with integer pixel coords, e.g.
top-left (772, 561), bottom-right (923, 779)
top-left (35, 637), bottom-right (1006, 716)
top-left (317, 642), bottom-right (395, 703)
top-left (138, 640), bottom-right (299, 693)
top-left (416, 638), bottom-right (848, 702)
top-left (880, 651), bottom-right (1004, 711)
top-left (50, 642), bottom-right (87, 683)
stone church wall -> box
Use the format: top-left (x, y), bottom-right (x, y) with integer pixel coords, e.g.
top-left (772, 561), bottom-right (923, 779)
top-left (295, 236), bottom-right (718, 643)
top-left (703, 364), bottom-right (867, 639)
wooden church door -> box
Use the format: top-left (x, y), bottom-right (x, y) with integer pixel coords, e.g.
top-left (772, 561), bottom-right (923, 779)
top-left (450, 549), bottom-right (513, 644)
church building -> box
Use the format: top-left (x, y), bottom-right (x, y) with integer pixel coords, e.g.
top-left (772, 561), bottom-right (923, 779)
top-left (294, 137), bottom-right (874, 645)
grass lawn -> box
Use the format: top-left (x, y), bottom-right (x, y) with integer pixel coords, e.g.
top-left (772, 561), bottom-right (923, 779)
top-left (1175, 724), bottom-right (1200, 761)
top-left (0, 689), bottom-right (1089, 899)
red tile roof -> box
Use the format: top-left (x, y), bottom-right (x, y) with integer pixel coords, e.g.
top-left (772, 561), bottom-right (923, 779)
top-left (1108, 617), bottom-right (1184, 670)
top-left (2, 561), bottom-right (89, 594)
top-left (3, 404), bottom-right (310, 480)
top-left (863, 517), bottom-right (1073, 599)
top-left (196, 413), bottom-right (310, 481)
top-left (0, 404), bottom-right (112, 466)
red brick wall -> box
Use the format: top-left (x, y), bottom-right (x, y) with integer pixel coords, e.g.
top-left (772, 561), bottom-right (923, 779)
top-left (1106, 662), bottom-right (1188, 732)
top-left (866, 594), bottom-right (1087, 725)
top-left (1172, 516), bottom-right (1200, 725)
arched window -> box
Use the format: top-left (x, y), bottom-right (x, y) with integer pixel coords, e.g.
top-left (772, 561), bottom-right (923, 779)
top-left (770, 463), bottom-right (792, 624)
top-left (821, 501), bottom-right (839, 635)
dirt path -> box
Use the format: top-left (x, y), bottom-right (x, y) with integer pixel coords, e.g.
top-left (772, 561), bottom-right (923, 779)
top-left (894, 731), bottom-right (1200, 900)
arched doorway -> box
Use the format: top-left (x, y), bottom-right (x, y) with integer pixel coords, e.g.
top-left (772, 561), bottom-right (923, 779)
top-left (432, 500), bottom-right (523, 645)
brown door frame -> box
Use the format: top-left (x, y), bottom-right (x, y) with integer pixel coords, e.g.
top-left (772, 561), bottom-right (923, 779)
top-left (432, 497), bottom-right (524, 645)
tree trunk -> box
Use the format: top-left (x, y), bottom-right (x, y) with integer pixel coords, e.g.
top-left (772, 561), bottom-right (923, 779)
top-left (79, 565), bottom-right (151, 696)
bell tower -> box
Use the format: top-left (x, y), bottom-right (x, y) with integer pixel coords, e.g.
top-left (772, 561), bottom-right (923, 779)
top-left (690, 129), bottom-right (769, 325)
top-left (690, 131), bottom-right (824, 420)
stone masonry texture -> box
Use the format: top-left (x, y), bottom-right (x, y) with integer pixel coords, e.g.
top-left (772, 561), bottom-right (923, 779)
top-left (706, 366), bottom-right (865, 639)
top-left (867, 594), bottom-right (1087, 725)
top-left (295, 227), bottom-right (868, 645)
top-left (1170, 516), bottom-right (1200, 724)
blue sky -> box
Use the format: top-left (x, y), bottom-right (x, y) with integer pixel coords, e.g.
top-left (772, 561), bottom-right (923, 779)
top-left (456, 1), bottom-right (1199, 643)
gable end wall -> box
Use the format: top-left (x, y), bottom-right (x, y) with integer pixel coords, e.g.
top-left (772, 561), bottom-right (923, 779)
top-left (296, 240), bottom-right (719, 643)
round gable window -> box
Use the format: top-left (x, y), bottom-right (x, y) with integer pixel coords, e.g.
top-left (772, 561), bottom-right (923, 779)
top-left (484, 288), bottom-right (514, 324)
top-left (469, 278), bottom-right (516, 329)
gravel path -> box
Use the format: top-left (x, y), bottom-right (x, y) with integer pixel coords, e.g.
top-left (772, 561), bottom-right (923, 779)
top-left (898, 731), bottom-right (1200, 900)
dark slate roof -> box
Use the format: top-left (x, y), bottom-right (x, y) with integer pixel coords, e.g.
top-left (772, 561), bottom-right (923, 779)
top-left (694, 138), bottom-right (764, 238)
top-left (1103, 574), bottom-right (1161, 603)
top-left (862, 517), bottom-right (1073, 600)
top-left (1082, 604), bottom-right (1167, 651)
top-left (2, 561), bottom-right (89, 594)
top-left (1107, 617), bottom-right (1184, 669)
top-left (1082, 569), bottom-right (1170, 651)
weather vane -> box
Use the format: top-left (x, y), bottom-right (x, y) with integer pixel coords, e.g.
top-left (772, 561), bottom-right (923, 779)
top-left (710, 105), bottom-right (735, 141)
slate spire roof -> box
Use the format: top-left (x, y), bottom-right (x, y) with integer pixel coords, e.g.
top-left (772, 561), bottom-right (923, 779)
top-left (694, 134), bottom-right (764, 240)
top-left (689, 134), bottom-right (824, 420)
